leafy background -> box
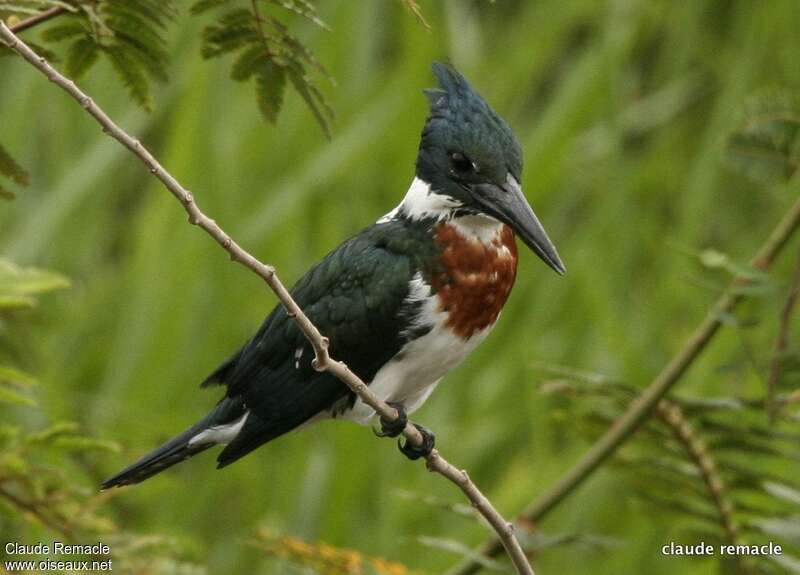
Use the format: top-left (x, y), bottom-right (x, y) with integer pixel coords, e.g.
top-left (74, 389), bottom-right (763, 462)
top-left (2, 0), bottom-right (800, 574)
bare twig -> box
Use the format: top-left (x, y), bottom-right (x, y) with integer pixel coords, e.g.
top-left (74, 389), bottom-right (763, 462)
top-left (0, 486), bottom-right (74, 540)
top-left (400, 0), bottom-right (431, 31)
top-left (767, 247), bottom-right (800, 422)
top-left (447, 196), bottom-right (800, 574)
top-left (0, 23), bottom-right (534, 575)
top-left (7, 6), bottom-right (67, 34)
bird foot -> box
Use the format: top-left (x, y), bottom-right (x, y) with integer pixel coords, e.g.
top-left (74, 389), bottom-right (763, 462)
top-left (398, 423), bottom-right (435, 461)
top-left (374, 402), bottom-right (408, 438)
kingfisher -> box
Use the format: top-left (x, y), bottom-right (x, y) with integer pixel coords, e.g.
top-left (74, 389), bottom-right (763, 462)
top-left (102, 63), bottom-right (565, 489)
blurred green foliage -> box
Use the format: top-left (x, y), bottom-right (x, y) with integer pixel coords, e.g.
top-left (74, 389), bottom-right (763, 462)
top-left (2, 1), bottom-right (800, 574)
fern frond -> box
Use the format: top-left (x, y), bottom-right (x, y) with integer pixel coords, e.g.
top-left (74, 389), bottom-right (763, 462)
top-left (41, 19), bottom-right (89, 42)
top-left (102, 44), bottom-right (152, 110)
top-left (193, 0), bottom-right (333, 135)
top-left (254, 60), bottom-right (285, 123)
top-left (268, 0), bottom-right (330, 31)
top-left (231, 44), bottom-right (266, 81)
top-left (539, 362), bottom-right (800, 572)
top-left (0, 143), bottom-right (29, 187)
top-left (64, 35), bottom-right (98, 79)
top-left (104, 13), bottom-right (169, 81)
top-left (201, 15), bottom-right (258, 58)
top-left (103, 0), bottom-right (169, 30)
top-left (287, 66), bottom-right (331, 137)
top-left (190, 0), bottom-right (234, 15)
top-left (727, 91), bottom-right (800, 182)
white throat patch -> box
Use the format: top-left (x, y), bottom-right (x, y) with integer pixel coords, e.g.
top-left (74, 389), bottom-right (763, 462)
top-left (378, 177), bottom-right (462, 223)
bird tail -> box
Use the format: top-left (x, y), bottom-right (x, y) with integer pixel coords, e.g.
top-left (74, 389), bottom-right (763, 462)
top-left (101, 396), bottom-right (247, 490)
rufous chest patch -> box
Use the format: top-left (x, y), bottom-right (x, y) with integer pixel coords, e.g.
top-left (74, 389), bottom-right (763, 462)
top-left (430, 222), bottom-right (518, 339)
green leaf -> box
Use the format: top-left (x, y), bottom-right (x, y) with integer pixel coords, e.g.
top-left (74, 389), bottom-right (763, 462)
top-left (0, 142), bottom-right (30, 186)
top-left (41, 20), bottom-right (89, 43)
top-left (191, 0), bottom-right (233, 15)
top-left (751, 516), bottom-right (800, 545)
top-left (0, 386), bottom-right (36, 406)
top-left (230, 44), bottom-right (265, 81)
top-left (0, 258), bottom-right (70, 310)
top-left (0, 4), bottom-right (42, 16)
top-left (200, 10), bottom-right (256, 59)
top-left (107, 16), bottom-right (169, 82)
top-left (0, 365), bottom-right (37, 389)
top-left (255, 61), bottom-right (286, 124)
top-left (65, 36), bottom-right (99, 80)
top-left (102, 45), bottom-right (152, 110)
top-left (0, 453), bottom-right (28, 475)
top-left (287, 66), bottom-right (330, 137)
top-left (103, 0), bottom-right (171, 31)
top-left (26, 421), bottom-right (80, 444)
top-left (269, 0), bottom-right (330, 30)
top-left (0, 183), bottom-right (15, 200)
top-left (770, 554), bottom-right (800, 574)
top-left (727, 91), bottom-right (800, 182)
top-left (763, 482), bottom-right (800, 506)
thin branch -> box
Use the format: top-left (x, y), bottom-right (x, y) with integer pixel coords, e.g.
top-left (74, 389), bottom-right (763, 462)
top-left (767, 247), bottom-right (800, 422)
top-left (447, 195), bottom-right (800, 574)
top-left (0, 23), bottom-right (534, 575)
top-left (0, 486), bottom-right (74, 540)
top-left (7, 6), bottom-right (67, 34)
top-left (399, 0), bottom-right (431, 31)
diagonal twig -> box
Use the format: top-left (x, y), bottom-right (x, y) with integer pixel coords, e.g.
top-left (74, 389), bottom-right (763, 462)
top-left (767, 247), bottom-right (800, 422)
top-left (0, 22), bottom-right (534, 575)
top-left (7, 6), bottom-right (67, 34)
top-left (447, 194), bottom-right (800, 574)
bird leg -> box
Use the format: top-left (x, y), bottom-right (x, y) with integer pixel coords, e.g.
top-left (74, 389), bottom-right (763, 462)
top-left (398, 424), bottom-right (435, 460)
top-left (374, 403), bottom-right (435, 460)
top-left (374, 402), bottom-right (408, 438)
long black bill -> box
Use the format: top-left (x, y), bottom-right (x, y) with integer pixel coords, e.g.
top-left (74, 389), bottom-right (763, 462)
top-left (472, 174), bottom-right (566, 275)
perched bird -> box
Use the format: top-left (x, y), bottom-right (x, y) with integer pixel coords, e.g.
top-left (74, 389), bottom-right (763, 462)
top-left (102, 63), bottom-right (564, 489)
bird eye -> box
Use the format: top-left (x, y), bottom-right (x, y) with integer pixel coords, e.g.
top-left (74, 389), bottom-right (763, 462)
top-left (450, 152), bottom-right (475, 174)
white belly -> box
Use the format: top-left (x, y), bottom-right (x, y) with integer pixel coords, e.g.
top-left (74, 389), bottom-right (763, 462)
top-left (343, 281), bottom-right (495, 425)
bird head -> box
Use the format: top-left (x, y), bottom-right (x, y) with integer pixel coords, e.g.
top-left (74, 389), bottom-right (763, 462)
top-left (416, 63), bottom-right (565, 275)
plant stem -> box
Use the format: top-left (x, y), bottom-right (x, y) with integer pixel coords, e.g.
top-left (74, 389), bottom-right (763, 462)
top-left (7, 6), bottom-right (66, 34)
top-left (766, 247), bottom-right (800, 422)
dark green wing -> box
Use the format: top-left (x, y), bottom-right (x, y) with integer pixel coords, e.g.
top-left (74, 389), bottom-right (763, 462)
top-left (212, 219), bottom-right (435, 467)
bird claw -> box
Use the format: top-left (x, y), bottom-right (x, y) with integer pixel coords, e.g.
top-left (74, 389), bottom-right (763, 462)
top-left (374, 402), bottom-right (408, 438)
top-left (398, 423), bottom-right (435, 461)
